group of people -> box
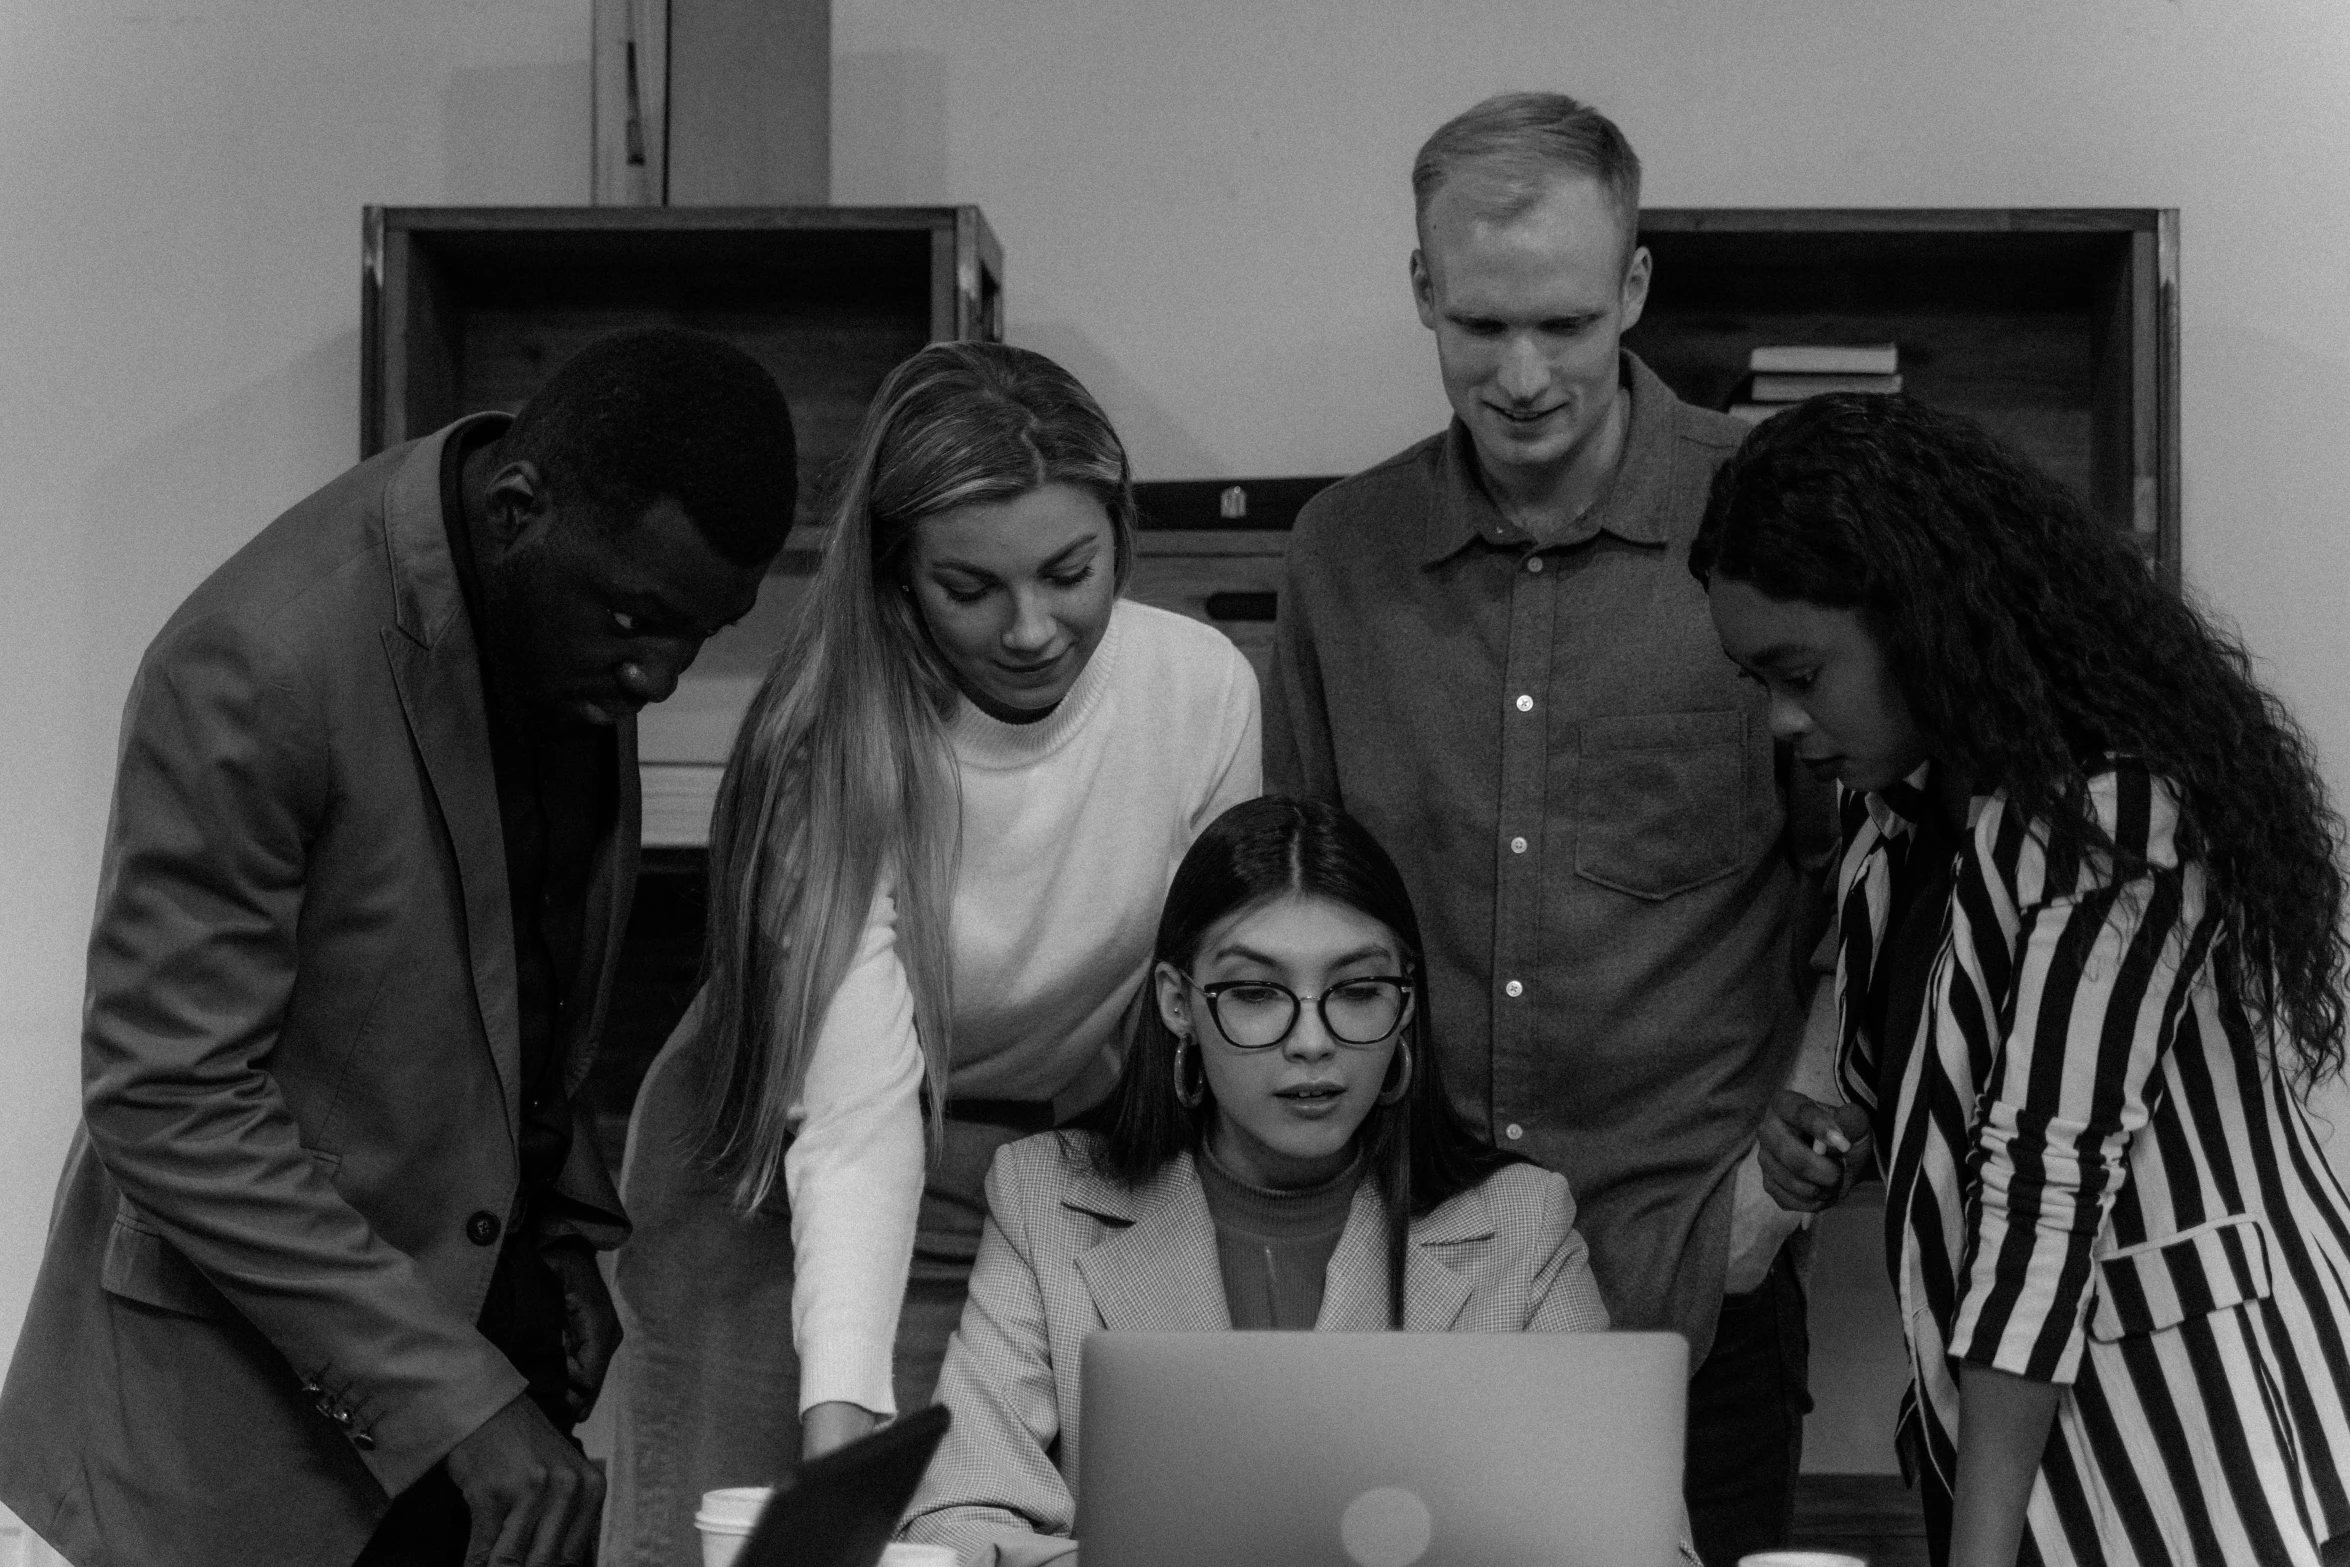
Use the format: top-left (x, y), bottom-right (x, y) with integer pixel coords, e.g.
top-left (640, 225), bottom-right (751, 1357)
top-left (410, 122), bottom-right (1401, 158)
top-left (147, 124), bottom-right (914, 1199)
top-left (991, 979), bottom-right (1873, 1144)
top-left (2, 87), bottom-right (2348, 1567)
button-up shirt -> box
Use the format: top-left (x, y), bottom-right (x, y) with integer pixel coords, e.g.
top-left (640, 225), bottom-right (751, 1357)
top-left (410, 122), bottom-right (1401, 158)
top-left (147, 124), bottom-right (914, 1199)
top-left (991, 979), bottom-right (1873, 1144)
top-left (1266, 353), bottom-right (1832, 1357)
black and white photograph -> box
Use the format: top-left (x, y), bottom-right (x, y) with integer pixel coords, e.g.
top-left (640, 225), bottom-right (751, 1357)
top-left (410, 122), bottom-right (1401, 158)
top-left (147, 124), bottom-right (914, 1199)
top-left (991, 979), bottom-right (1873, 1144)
top-left (3, 4), bottom-right (2349, 1566)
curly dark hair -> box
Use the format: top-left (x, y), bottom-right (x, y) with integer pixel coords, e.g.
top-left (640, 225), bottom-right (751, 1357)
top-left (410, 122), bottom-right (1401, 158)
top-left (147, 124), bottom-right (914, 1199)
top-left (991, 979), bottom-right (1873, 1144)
top-left (1689, 393), bottom-right (2346, 1088)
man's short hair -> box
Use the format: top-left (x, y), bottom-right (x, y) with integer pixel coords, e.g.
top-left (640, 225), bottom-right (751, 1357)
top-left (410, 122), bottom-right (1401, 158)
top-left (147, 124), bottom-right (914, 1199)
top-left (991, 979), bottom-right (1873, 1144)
top-left (1411, 92), bottom-right (1643, 266)
top-left (503, 325), bottom-right (798, 567)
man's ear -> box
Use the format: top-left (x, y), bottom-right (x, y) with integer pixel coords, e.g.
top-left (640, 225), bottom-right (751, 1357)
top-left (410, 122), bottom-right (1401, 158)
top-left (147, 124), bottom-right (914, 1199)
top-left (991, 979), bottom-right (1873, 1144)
top-left (1153, 961), bottom-right (1193, 1038)
top-left (483, 459), bottom-right (554, 550)
top-left (1410, 249), bottom-right (1440, 330)
top-left (1617, 243), bottom-right (1653, 334)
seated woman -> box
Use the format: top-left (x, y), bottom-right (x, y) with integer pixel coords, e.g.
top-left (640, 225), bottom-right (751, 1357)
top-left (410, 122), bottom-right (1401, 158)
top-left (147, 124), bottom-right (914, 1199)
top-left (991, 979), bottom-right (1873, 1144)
top-left (1698, 393), bottom-right (2350, 1567)
top-left (899, 796), bottom-right (1611, 1566)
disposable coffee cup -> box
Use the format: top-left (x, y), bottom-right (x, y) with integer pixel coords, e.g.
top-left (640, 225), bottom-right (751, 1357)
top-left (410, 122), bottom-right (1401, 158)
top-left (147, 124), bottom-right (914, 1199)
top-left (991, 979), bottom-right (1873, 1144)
top-left (694, 1485), bottom-right (773, 1567)
top-left (1738, 1553), bottom-right (1869, 1567)
top-left (880, 1547), bottom-right (959, 1567)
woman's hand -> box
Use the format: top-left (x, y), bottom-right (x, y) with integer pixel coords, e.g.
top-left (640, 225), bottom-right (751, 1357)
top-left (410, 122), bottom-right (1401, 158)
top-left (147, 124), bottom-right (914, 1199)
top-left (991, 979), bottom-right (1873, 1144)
top-left (802, 1400), bottom-right (884, 1460)
top-left (1757, 1090), bottom-right (1872, 1211)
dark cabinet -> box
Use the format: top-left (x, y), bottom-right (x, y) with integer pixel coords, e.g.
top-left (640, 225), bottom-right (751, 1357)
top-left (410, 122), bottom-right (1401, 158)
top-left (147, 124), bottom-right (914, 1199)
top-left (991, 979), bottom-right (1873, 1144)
top-left (360, 205), bottom-right (1004, 525)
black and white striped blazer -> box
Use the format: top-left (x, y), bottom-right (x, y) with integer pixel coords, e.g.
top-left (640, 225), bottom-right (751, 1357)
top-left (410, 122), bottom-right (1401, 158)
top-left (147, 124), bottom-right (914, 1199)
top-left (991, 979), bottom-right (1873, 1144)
top-left (1836, 762), bottom-right (2350, 1565)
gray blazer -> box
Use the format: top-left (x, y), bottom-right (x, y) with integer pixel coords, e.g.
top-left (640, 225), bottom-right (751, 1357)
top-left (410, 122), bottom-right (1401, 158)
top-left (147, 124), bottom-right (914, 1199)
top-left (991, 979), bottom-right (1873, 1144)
top-left (0, 420), bottom-right (637, 1567)
top-left (902, 1134), bottom-right (1611, 1567)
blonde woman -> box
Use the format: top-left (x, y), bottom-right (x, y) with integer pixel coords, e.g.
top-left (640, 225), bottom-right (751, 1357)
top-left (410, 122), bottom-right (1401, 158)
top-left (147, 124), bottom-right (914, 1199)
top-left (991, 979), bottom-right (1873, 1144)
top-left (602, 343), bottom-right (1260, 1566)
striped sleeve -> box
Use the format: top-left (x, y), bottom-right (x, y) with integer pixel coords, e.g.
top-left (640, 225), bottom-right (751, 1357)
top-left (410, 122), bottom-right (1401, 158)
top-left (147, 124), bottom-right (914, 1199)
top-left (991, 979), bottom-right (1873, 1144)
top-left (1947, 766), bottom-right (2204, 1384)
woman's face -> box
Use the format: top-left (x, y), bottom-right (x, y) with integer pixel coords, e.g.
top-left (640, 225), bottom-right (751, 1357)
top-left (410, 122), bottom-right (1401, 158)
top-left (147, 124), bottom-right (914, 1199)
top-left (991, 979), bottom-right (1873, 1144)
top-left (1708, 577), bottom-right (1932, 794)
top-left (906, 483), bottom-right (1119, 719)
top-left (1154, 893), bottom-right (1414, 1191)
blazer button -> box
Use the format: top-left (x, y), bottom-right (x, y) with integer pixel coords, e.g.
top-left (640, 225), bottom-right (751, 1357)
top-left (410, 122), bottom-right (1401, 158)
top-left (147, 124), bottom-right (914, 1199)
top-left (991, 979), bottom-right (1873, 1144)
top-left (465, 1211), bottom-right (502, 1247)
top-left (351, 1431), bottom-right (377, 1452)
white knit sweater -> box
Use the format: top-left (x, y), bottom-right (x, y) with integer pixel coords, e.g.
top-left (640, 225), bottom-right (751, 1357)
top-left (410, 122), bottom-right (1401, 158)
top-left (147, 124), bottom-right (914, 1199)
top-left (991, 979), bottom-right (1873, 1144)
top-left (782, 601), bottom-right (1261, 1413)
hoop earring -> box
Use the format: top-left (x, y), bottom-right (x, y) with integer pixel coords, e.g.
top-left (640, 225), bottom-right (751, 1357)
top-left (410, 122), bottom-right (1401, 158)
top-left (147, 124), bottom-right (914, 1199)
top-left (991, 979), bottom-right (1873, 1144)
top-left (1173, 1034), bottom-right (1206, 1111)
top-left (1376, 1041), bottom-right (1412, 1106)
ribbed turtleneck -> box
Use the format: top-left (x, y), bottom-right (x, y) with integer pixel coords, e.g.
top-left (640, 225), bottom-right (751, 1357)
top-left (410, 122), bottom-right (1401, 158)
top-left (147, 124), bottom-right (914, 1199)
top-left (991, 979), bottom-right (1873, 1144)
top-left (1197, 1141), bottom-right (1364, 1330)
top-left (948, 610), bottom-right (1126, 771)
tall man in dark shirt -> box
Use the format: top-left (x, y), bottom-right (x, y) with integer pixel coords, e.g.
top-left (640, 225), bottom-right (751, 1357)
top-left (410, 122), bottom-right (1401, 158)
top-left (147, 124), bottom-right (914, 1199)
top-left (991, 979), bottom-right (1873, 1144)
top-left (1266, 95), bottom-right (1830, 1563)
top-left (0, 328), bottom-right (796, 1567)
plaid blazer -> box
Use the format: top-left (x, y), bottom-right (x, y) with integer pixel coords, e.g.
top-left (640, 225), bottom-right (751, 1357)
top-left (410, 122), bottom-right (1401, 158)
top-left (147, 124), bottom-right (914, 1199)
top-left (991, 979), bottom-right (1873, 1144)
top-left (900, 1133), bottom-right (1610, 1566)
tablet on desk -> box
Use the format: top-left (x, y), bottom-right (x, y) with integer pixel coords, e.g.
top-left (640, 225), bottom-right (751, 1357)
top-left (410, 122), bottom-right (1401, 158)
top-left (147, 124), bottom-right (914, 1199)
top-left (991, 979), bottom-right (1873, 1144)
top-left (1076, 1331), bottom-right (1686, 1567)
top-left (734, 1403), bottom-right (952, 1567)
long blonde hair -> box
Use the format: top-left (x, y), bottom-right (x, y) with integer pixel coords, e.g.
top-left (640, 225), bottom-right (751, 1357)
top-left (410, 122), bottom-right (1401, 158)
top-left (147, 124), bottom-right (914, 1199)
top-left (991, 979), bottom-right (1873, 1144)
top-left (697, 341), bottom-right (1139, 1210)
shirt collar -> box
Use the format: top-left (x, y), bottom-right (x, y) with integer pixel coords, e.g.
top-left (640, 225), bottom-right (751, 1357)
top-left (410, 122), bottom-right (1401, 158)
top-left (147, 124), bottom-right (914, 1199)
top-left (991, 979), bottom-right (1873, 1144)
top-left (1419, 349), bottom-right (1682, 567)
top-left (1863, 761), bottom-right (1990, 840)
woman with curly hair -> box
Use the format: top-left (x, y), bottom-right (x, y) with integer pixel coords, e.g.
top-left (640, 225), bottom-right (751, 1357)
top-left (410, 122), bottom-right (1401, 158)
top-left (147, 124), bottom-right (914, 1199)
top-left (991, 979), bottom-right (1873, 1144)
top-left (1694, 394), bottom-right (2350, 1567)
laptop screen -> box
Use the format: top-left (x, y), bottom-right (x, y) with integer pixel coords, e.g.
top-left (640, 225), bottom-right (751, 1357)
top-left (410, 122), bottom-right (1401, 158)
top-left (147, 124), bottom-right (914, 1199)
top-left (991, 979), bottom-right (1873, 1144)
top-left (1076, 1331), bottom-right (1685, 1567)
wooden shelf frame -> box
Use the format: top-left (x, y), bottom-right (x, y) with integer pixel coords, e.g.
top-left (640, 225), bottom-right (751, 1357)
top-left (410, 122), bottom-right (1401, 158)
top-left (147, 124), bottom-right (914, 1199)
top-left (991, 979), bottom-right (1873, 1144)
top-left (359, 205), bottom-right (1005, 526)
top-left (1627, 207), bottom-right (2180, 582)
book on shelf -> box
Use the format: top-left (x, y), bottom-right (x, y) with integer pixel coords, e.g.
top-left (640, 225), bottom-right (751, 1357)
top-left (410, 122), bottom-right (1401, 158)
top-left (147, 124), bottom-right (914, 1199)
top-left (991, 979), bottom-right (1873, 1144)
top-left (1749, 370), bottom-right (1904, 401)
top-left (1728, 403), bottom-right (1788, 426)
top-left (1746, 342), bottom-right (1900, 376)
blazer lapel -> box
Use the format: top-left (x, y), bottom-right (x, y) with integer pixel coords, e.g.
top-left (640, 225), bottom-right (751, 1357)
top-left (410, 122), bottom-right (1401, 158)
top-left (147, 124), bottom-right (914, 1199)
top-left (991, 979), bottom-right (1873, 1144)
top-left (1072, 1154), bottom-right (1230, 1332)
top-left (378, 418), bottom-right (521, 1130)
top-left (1315, 1182), bottom-right (1396, 1331)
top-left (1312, 1179), bottom-right (1485, 1332)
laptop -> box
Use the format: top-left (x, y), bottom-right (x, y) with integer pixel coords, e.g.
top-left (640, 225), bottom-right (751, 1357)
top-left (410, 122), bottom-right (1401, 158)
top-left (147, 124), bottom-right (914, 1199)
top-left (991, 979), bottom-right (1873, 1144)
top-left (736, 1402), bottom-right (952, 1567)
top-left (1076, 1331), bottom-right (1686, 1567)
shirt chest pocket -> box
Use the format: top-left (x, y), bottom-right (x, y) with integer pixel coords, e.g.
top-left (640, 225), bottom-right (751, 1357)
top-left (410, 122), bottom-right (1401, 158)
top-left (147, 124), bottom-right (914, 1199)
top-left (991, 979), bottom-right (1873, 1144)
top-left (1573, 711), bottom-right (1749, 901)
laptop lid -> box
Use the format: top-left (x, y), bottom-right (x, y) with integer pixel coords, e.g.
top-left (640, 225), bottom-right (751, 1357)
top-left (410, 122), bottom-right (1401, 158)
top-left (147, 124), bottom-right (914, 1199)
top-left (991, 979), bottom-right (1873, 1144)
top-left (735, 1403), bottom-right (952, 1567)
top-left (1075, 1331), bottom-right (1685, 1567)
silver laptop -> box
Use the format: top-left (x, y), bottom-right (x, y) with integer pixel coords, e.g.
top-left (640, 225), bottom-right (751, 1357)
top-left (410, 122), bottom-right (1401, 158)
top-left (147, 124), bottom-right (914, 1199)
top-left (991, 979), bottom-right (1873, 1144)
top-left (1076, 1331), bottom-right (1686, 1567)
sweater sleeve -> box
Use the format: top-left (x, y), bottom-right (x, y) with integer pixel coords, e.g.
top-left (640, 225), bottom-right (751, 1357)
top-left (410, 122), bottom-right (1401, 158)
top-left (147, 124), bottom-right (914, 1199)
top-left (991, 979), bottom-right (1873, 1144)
top-left (783, 882), bottom-right (929, 1416)
top-left (1195, 644), bottom-right (1264, 832)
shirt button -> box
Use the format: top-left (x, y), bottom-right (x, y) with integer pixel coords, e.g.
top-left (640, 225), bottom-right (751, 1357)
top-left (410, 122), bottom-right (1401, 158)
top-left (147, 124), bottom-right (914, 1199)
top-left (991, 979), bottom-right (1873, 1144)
top-left (465, 1211), bottom-right (502, 1247)
top-left (1525, 556), bottom-right (1545, 574)
top-left (1510, 836), bottom-right (1528, 855)
top-left (1505, 1123), bottom-right (1524, 1141)
top-left (1504, 979), bottom-right (1524, 998)
top-left (1515, 694), bottom-right (1534, 713)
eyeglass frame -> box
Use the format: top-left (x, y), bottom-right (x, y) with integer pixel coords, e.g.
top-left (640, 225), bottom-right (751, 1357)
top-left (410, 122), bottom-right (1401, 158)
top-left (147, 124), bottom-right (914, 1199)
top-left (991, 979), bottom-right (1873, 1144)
top-left (1173, 969), bottom-right (1417, 1051)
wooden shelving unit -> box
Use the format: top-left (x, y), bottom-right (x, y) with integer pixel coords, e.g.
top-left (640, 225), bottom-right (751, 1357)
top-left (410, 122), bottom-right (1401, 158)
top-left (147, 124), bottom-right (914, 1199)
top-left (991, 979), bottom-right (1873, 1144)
top-left (360, 205), bottom-right (1004, 523)
top-left (1627, 207), bottom-right (2180, 580)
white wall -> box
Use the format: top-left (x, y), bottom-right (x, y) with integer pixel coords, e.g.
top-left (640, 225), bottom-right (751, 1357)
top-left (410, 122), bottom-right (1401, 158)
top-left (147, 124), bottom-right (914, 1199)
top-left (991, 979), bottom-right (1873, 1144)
top-left (6, 0), bottom-right (2350, 1491)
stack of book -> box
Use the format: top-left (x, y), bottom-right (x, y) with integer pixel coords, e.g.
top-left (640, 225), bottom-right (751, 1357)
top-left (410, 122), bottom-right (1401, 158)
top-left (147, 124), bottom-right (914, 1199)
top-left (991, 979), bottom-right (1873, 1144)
top-left (1728, 343), bottom-right (1902, 424)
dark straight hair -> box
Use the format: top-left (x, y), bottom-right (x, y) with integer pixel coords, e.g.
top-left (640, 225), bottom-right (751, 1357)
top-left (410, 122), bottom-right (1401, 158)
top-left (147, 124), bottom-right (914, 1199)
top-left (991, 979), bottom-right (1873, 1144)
top-left (1082, 795), bottom-right (1525, 1326)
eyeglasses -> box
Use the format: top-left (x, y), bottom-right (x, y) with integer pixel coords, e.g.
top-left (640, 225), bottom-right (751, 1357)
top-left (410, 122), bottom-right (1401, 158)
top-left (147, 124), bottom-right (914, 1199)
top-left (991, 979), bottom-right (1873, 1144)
top-left (1179, 973), bottom-right (1414, 1050)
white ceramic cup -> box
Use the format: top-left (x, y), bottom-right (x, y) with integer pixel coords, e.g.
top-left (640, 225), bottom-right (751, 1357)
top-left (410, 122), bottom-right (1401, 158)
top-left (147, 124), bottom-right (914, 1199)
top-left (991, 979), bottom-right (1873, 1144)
top-left (879, 1546), bottom-right (959, 1567)
top-left (1737, 1553), bottom-right (1870, 1567)
top-left (693, 1486), bottom-right (773, 1567)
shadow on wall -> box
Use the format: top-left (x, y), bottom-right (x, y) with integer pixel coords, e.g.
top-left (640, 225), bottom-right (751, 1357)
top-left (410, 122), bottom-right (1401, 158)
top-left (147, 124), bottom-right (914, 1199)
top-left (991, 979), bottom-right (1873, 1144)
top-left (835, 50), bottom-right (949, 205)
top-left (75, 328), bottom-right (362, 820)
top-left (444, 61), bottom-right (594, 204)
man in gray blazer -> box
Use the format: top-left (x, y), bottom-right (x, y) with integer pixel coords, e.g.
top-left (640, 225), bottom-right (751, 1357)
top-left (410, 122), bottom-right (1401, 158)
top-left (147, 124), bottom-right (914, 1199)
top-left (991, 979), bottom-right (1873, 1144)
top-left (0, 328), bottom-right (796, 1567)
